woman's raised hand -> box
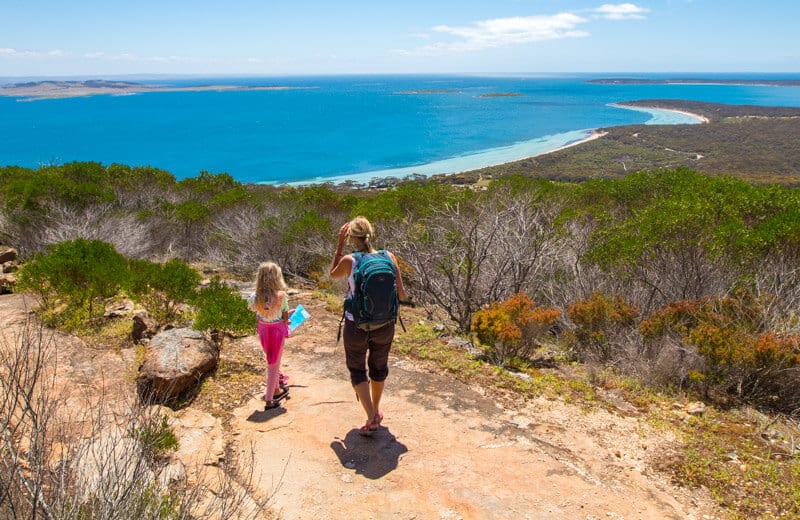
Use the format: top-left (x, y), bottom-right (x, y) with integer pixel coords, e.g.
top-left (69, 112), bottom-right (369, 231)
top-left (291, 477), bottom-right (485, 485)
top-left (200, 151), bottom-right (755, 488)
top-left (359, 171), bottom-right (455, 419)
top-left (337, 223), bottom-right (350, 246)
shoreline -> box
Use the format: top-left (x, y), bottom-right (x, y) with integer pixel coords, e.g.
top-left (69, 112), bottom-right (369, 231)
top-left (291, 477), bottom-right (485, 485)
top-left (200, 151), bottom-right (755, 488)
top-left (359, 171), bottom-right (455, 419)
top-left (549, 129), bottom-right (608, 152)
top-left (279, 129), bottom-right (607, 187)
top-left (610, 103), bottom-right (710, 124)
top-left (660, 108), bottom-right (710, 124)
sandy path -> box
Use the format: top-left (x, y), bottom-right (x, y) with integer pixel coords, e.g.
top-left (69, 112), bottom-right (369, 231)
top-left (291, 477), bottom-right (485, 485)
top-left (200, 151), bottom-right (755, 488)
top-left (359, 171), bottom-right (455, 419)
top-left (229, 293), bottom-right (718, 520)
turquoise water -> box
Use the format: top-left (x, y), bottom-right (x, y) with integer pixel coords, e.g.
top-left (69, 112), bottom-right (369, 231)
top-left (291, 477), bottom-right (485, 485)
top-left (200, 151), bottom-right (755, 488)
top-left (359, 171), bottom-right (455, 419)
top-left (1, 73), bottom-right (799, 184)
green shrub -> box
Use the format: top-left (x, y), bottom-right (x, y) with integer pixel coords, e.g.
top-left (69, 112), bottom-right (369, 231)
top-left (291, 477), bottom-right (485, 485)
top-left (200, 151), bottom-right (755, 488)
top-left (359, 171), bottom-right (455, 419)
top-left (133, 414), bottom-right (179, 461)
top-left (126, 258), bottom-right (201, 324)
top-left (18, 238), bottom-right (128, 328)
top-left (192, 276), bottom-right (254, 338)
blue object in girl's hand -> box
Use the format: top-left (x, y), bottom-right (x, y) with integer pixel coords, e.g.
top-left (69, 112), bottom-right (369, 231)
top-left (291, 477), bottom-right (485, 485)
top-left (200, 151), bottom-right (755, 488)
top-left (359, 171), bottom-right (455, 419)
top-left (289, 304), bottom-right (311, 331)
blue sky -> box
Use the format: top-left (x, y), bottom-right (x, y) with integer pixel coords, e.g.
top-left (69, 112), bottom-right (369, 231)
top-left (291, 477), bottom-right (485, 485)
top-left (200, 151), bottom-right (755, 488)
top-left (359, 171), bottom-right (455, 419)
top-left (1, 1), bottom-right (798, 77)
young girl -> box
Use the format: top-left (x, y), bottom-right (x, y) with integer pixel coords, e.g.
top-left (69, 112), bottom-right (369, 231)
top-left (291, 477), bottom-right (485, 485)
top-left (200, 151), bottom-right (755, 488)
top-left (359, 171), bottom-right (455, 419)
top-left (248, 261), bottom-right (291, 410)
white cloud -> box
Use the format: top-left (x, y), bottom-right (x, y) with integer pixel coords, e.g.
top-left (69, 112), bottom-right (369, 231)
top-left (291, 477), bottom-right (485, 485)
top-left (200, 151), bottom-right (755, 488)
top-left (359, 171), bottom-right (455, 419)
top-left (401, 13), bottom-right (589, 56)
top-left (0, 47), bottom-right (66, 58)
top-left (593, 3), bottom-right (649, 20)
top-left (81, 51), bottom-right (188, 64)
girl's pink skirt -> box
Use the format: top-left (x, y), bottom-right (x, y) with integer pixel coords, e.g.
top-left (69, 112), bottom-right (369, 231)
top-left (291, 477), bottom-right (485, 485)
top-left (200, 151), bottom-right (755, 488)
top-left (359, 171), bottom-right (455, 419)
top-left (257, 320), bottom-right (289, 364)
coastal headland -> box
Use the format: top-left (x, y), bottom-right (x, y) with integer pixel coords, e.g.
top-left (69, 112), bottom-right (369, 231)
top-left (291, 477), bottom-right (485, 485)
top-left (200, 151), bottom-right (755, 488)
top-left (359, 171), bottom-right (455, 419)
top-left (0, 79), bottom-right (315, 101)
top-left (444, 99), bottom-right (800, 187)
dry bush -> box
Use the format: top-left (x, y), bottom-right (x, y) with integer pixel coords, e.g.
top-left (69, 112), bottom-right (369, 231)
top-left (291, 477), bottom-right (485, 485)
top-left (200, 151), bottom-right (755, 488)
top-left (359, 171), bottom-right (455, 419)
top-left (640, 293), bottom-right (800, 413)
top-left (12, 202), bottom-right (155, 259)
top-left (397, 200), bottom-right (510, 331)
top-left (753, 253), bottom-right (800, 333)
top-left (205, 205), bottom-right (283, 274)
top-left (397, 194), bottom-right (565, 332)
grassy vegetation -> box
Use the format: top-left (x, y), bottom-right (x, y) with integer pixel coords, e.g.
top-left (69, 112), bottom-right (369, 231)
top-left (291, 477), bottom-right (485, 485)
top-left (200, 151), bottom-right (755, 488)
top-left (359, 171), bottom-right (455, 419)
top-left (664, 409), bottom-right (800, 519)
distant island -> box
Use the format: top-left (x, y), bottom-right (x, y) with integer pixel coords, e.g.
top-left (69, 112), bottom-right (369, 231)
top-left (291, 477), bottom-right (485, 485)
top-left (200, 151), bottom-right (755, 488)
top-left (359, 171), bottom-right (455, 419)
top-left (0, 80), bottom-right (315, 101)
top-left (589, 78), bottom-right (800, 87)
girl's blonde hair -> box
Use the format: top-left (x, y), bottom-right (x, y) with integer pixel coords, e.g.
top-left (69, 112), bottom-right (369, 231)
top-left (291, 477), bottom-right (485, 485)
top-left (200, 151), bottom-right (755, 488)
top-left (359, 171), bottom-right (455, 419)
top-left (254, 262), bottom-right (287, 316)
top-left (348, 216), bottom-right (375, 251)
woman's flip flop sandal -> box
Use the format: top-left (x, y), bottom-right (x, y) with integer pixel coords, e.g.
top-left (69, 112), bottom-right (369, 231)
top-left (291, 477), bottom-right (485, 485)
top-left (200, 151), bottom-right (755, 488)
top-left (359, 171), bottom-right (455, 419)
top-left (358, 413), bottom-right (381, 436)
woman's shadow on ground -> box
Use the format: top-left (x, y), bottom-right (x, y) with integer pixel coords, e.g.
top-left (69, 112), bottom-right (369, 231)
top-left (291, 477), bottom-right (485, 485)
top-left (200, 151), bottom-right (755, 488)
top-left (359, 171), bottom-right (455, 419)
top-left (330, 427), bottom-right (408, 480)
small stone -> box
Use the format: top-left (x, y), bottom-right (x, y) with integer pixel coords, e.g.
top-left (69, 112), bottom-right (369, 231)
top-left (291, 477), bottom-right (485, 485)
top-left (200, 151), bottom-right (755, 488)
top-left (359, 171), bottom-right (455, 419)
top-left (686, 402), bottom-right (706, 415)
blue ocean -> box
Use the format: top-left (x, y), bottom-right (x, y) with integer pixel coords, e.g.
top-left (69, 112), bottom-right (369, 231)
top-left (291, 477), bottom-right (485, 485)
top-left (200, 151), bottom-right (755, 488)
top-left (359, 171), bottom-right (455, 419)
top-left (2, 73), bottom-right (800, 185)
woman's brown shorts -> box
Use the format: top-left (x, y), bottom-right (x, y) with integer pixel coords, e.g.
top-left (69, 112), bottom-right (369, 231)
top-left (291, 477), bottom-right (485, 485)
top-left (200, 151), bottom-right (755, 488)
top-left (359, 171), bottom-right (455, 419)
top-left (342, 319), bottom-right (395, 385)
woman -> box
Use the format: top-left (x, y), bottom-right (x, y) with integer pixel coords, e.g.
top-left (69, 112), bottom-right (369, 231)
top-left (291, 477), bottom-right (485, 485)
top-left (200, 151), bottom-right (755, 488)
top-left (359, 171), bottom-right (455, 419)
top-left (330, 216), bottom-right (407, 435)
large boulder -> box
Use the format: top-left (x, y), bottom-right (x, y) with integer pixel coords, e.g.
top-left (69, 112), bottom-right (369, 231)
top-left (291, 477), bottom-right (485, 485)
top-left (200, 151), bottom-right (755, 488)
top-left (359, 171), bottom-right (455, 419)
top-left (136, 328), bottom-right (219, 403)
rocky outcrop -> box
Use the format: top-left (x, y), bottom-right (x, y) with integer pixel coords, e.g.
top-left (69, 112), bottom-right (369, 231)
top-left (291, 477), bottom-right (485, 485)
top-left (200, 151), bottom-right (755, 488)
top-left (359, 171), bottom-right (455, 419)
top-left (171, 408), bottom-right (225, 468)
top-left (136, 328), bottom-right (219, 403)
top-left (71, 425), bottom-right (155, 502)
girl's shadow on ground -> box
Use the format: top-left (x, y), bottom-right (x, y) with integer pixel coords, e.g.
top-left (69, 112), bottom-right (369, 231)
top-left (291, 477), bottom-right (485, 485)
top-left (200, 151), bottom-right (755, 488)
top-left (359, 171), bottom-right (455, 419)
top-left (330, 428), bottom-right (408, 480)
top-left (246, 403), bottom-right (289, 422)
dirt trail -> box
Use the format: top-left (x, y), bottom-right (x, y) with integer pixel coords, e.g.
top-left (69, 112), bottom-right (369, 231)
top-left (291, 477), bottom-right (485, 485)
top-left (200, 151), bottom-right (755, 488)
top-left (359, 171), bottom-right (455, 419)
top-left (228, 292), bottom-right (721, 520)
top-left (0, 291), bottom-right (722, 519)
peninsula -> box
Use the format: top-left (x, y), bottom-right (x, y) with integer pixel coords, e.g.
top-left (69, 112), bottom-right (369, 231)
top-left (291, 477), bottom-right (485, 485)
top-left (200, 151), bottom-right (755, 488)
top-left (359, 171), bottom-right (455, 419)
top-left (0, 79), bottom-right (314, 101)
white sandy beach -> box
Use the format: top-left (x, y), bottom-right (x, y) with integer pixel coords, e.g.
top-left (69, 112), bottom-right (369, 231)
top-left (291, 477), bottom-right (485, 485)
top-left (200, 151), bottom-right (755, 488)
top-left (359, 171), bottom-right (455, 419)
top-left (284, 128), bottom-right (601, 186)
top-left (610, 103), bottom-right (709, 124)
top-left (282, 104), bottom-right (707, 187)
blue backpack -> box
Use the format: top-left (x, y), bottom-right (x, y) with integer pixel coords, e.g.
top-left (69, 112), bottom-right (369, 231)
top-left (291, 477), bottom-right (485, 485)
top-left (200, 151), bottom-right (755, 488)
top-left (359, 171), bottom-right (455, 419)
top-left (346, 250), bottom-right (399, 330)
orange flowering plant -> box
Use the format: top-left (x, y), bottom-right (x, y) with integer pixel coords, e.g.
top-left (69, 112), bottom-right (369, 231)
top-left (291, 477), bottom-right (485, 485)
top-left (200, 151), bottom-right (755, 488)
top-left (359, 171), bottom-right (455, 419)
top-left (471, 293), bottom-right (561, 367)
top-left (565, 292), bottom-right (639, 362)
top-left (640, 291), bottom-right (800, 410)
